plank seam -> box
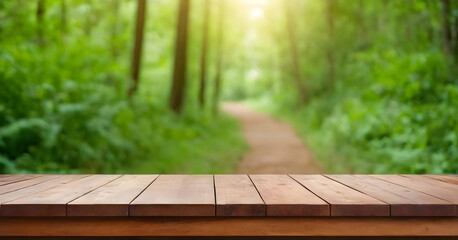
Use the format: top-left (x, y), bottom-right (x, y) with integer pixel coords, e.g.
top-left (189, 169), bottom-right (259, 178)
top-left (373, 175), bottom-right (457, 204)
top-left (0, 175), bottom-right (91, 216)
top-left (247, 174), bottom-right (267, 216)
top-left (288, 174), bottom-right (335, 216)
top-left (65, 175), bottom-right (123, 216)
top-left (0, 175), bottom-right (62, 195)
top-left (213, 175), bottom-right (217, 216)
top-left (323, 175), bottom-right (393, 216)
top-left (127, 174), bottom-right (160, 216)
top-left (0, 175), bottom-right (39, 187)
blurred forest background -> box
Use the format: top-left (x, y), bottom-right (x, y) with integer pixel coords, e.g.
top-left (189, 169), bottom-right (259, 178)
top-left (0, 0), bottom-right (457, 174)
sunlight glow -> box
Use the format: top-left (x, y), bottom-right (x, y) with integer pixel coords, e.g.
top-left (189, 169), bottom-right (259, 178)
top-left (247, 69), bottom-right (260, 80)
top-left (250, 7), bottom-right (264, 20)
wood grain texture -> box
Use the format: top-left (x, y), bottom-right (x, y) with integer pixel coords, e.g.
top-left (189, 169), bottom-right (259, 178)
top-left (249, 175), bottom-right (329, 216)
top-left (2, 175), bottom-right (119, 216)
top-left (68, 175), bottom-right (158, 216)
top-left (0, 175), bottom-right (61, 195)
top-left (130, 175), bottom-right (215, 216)
top-left (426, 175), bottom-right (458, 185)
top-left (402, 175), bottom-right (458, 191)
top-left (327, 175), bottom-right (456, 216)
top-left (215, 175), bottom-right (265, 216)
top-left (291, 175), bottom-right (389, 216)
top-left (0, 175), bottom-right (88, 215)
top-left (0, 175), bottom-right (40, 186)
top-left (0, 217), bottom-right (457, 236)
top-left (373, 175), bottom-right (458, 205)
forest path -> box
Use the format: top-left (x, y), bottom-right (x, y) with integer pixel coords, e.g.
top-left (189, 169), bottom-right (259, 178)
top-left (222, 102), bottom-right (324, 174)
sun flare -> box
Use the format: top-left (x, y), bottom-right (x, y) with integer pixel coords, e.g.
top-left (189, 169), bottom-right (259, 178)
top-left (250, 7), bottom-right (264, 20)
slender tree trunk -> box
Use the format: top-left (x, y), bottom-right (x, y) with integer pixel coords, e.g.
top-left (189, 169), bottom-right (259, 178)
top-left (327, 0), bottom-right (336, 90)
top-left (442, 0), bottom-right (452, 57)
top-left (198, 0), bottom-right (210, 108)
top-left (452, 0), bottom-right (458, 62)
top-left (169, 0), bottom-right (190, 113)
top-left (284, 0), bottom-right (307, 103)
top-left (111, 0), bottom-right (121, 58)
top-left (60, 0), bottom-right (67, 37)
top-left (213, 0), bottom-right (225, 114)
top-left (128, 0), bottom-right (146, 97)
top-left (357, 0), bottom-right (367, 48)
top-left (36, 0), bottom-right (45, 46)
top-left (84, 0), bottom-right (93, 36)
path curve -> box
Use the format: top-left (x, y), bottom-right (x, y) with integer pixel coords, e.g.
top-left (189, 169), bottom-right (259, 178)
top-left (222, 102), bottom-right (324, 174)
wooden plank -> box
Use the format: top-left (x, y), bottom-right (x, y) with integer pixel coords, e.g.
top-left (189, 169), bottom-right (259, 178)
top-left (0, 175), bottom-right (88, 214)
top-left (249, 175), bottom-right (329, 216)
top-left (0, 175), bottom-right (61, 195)
top-left (215, 175), bottom-right (265, 216)
top-left (327, 175), bottom-right (456, 216)
top-left (67, 175), bottom-right (157, 216)
top-left (0, 175), bottom-right (39, 186)
top-left (403, 175), bottom-right (458, 191)
top-left (0, 217), bottom-right (457, 237)
top-left (373, 175), bottom-right (458, 205)
top-left (130, 175), bottom-right (215, 216)
top-left (2, 175), bottom-right (119, 216)
top-left (426, 175), bottom-right (458, 185)
top-left (291, 175), bottom-right (389, 216)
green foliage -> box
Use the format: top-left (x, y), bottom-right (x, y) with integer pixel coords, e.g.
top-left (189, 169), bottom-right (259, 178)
top-left (0, 0), bottom-right (246, 173)
top-left (237, 0), bottom-right (457, 173)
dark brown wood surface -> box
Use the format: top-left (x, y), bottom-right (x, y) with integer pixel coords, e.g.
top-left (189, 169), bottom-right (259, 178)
top-left (0, 217), bottom-right (457, 237)
top-left (0, 174), bottom-right (456, 217)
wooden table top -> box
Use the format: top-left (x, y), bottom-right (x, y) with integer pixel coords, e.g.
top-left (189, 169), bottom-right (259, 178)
top-left (0, 174), bottom-right (456, 217)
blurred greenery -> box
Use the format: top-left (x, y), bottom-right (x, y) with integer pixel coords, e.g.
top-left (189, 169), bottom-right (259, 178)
top-left (0, 0), bottom-right (246, 173)
top-left (231, 0), bottom-right (457, 173)
top-left (0, 0), bottom-right (456, 174)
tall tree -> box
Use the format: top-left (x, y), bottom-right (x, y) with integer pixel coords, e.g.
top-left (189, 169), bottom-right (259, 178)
top-left (327, 0), bottom-right (336, 90)
top-left (60, 0), bottom-right (67, 37)
top-left (442, 0), bottom-right (453, 57)
top-left (213, 0), bottom-right (225, 114)
top-left (198, 0), bottom-right (210, 108)
top-left (36, 0), bottom-right (45, 46)
top-left (111, 0), bottom-right (121, 58)
top-left (128, 0), bottom-right (146, 97)
top-left (284, 0), bottom-right (307, 103)
top-left (84, 0), bottom-right (93, 35)
top-left (169, 0), bottom-right (190, 113)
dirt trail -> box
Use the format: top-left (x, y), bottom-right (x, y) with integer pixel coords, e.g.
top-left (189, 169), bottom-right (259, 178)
top-left (222, 102), bottom-right (324, 174)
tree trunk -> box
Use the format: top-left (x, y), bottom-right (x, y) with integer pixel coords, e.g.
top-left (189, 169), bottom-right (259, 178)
top-left (442, 0), bottom-right (452, 57)
top-left (84, 0), bottom-right (93, 36)
top-left (452, 0), bottom-right (458, 62)
top-left (198, 0), bottom-right (210, 108)
top-left (213, 0), bottom-right (225, 114)
top-left (128, 0), bottom-right (146, 97)
top-left (327, 0), bottom-right (336, 90)
top-left (169, 0), bottom-right (190, 113)
top-left (284, 0), bottom-right (307, 103)
top-left (111, 0), bottom-right (121, 58)
top-left (36, 0), bottom-right (45, 46)
top-left (60, 0), bottom-right (67, 37)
